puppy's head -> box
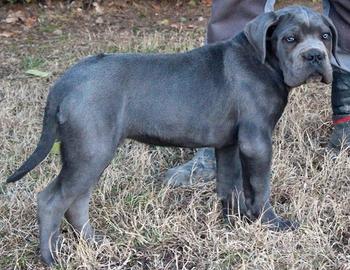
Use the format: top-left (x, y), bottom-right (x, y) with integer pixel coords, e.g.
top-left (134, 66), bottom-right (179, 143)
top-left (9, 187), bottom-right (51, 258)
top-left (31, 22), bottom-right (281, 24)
top-left (244, 6), bottom-right (338, 87)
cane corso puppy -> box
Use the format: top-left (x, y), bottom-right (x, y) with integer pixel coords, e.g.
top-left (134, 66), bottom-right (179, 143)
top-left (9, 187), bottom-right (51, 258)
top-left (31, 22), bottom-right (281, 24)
top-left (7, 6), bottom-right (338, 265)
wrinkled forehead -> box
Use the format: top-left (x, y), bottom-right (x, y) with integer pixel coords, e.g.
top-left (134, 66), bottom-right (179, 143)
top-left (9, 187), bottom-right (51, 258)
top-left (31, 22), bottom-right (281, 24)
top-left (274, 7), bottom-right (330, 37)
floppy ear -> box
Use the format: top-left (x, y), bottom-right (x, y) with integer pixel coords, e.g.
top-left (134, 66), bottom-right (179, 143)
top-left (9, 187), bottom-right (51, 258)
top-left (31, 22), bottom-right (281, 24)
top-left (244, 11), bottom-right (279, 64)
top-left (322, 15), bottom-right (340, 66)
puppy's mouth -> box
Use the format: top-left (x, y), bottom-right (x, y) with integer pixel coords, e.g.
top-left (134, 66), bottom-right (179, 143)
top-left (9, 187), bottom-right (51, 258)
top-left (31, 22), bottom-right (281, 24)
top-left (284, 64), bottom-right (333, 87)
top-left (306, 72), bottom-right (323, 84)
top-left (305, 62), bottom-right (333, 84)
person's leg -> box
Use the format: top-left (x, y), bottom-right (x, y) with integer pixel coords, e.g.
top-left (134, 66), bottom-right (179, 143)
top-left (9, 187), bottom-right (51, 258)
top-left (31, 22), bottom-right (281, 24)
top-left (207, 0), bottom-right (275, 43)
top-left (164, 0), bottom-right (275, 186)
top-left (324, 0), bottom-right (350, 150)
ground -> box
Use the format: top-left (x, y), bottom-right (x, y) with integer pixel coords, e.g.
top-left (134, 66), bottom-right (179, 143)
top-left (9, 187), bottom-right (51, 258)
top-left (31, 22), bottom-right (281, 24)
top-left (0, 1), bottom-right (349, 269)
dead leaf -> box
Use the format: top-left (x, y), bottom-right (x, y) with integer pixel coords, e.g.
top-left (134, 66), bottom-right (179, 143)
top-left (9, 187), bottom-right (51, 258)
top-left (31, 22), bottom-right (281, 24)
top-left (189, 0), bottom-right (197, 7)
top-left (45, 0), bottom-right (52, 8)
top-left (108, 2), bottom-right (127, 9)
top-left (151, 3), bottom-right (161, 12)
top-left (50, 141), bottom-right (61, 155)
top-left (53, 29), bottom-right (63, 35)
top-left (96, 17), bottom-right (104, 24)
top-left (0, 31), bottom-right (16, 38)
top-left (203, 0), bottom-right (212, 6)
top-left (24, 16), bottom-right (37, 28)
top-left (5, 10), bottom-right (26, 24)
top-left (25, 69), bottom-right (51, 78)
top-left (93, 2), bottom-right (104, 14)
top-left (4, 9), bottom-right (36, 28)
top-left (159, 19), bottom-right (169, 26)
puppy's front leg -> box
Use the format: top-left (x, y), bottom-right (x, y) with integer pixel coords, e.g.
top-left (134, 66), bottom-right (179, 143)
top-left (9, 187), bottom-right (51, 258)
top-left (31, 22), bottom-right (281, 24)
top-left (215, 145), bottom-right (247, 218)
top-left (238, 124), bottom-right (297, 231)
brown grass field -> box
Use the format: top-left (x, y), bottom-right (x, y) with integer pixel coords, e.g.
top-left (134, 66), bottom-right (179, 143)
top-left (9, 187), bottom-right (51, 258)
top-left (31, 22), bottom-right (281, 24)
top-left (0, 1), bottom-right (349, 269)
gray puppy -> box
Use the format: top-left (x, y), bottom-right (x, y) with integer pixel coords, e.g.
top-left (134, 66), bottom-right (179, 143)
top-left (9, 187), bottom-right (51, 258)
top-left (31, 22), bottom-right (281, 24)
top-left (7, 6), bottom-right (338, 265)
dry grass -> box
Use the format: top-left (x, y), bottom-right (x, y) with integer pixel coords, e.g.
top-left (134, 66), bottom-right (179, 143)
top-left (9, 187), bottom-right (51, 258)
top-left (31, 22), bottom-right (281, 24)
top-left (1, 10), bottom-right (350, 270)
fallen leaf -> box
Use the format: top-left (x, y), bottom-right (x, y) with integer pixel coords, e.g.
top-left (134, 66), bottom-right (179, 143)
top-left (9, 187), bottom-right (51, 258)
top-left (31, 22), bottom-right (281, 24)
top-left (25, 69), bottom-right (51, 77)
top-left (0, 31), bottom-right (16, 38)
top-left (151, 3), bottom-right (161, 12)
top-left (5, 10), bottom-right (26, 24)
top-left (50, 141), bottom-right (61, 155)
top-left (45, 0), bottom-right (52, 8)
top-left (24, 16), bottom-right (37, 28)
top-left (96, 17), bottom-right (104, 24)
top-left (159, 19), bottom-right (169, 26)
top-left (203, 0), bottom-right (212, 6)
top-left (109, 2), bottom-right (127, 9)
top-left (53, 29), bottom-right (63, 35)
top-left (93, 2), bottom-right (104, 14)
top-left (189, 0), bottom-right (197, 7)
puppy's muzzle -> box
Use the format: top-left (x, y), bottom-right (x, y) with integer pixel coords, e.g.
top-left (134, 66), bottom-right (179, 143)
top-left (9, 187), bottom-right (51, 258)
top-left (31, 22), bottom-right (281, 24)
top-left (301, 48), bottom-right (332, 84)
top-left (302, 48), bottom-right (326, 65)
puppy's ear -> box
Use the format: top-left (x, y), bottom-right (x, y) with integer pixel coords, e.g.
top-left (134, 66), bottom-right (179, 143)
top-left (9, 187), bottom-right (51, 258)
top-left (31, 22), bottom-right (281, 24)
top-left (244, 12), bottom-right (279, 64)
top-left (322, 15), bottom-right (340, 66)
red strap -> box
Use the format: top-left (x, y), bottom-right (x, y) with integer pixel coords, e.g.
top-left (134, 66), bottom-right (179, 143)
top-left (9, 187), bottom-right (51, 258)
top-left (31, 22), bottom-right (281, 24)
top-left (333, 115), bottom-right (350, 125)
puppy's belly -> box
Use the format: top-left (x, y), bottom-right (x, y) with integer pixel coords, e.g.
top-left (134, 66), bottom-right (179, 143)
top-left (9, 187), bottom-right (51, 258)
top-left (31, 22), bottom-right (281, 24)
top-left (130, 134), bottom-right (209, 148)
top-left (128, 124), bottom-right (235, 148)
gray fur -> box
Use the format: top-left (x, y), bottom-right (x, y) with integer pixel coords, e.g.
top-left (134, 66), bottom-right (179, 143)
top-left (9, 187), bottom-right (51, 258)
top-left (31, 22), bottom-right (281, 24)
top-left (7, 6), bottom-right (336, 265)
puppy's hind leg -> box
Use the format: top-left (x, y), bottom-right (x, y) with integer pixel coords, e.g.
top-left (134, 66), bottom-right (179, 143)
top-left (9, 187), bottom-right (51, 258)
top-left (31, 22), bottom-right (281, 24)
top-left (38, 114), bottom-right (121, 265)
top-left (38, 149), bottom-right (117, 265)
top-left (64, 190), bottom-right (95, 240)
top-left (64, 142), bottom-right (119, 241)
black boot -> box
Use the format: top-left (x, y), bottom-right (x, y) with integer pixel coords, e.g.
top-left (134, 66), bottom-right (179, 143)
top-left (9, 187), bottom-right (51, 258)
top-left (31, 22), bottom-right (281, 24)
top-left (328, 66), bottom-right (350, 150)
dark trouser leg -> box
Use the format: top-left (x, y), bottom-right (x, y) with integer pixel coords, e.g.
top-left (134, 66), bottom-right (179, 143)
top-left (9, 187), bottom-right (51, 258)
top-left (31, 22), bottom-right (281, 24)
top-left (164, 0), bottom-right (272, 186)
top-left (325, 0), bottom-right (350, 150)
top-left (325, 0), bottom-right (350, 52)
top-left (207, 0), bottom-right (275, 43)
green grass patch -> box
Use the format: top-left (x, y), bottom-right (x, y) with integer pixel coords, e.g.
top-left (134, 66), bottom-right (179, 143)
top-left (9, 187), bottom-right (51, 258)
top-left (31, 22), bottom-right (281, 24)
top-left (39, 23), bottom-right (59, 33)
top-left (21, 56), bottom-right (45, 70)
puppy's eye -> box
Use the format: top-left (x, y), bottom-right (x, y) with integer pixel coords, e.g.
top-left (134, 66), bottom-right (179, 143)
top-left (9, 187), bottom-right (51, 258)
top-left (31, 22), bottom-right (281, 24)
top-left (285, 36), bottom-right (296, 43)
top-left (321, 33), bottom-right (331, 40)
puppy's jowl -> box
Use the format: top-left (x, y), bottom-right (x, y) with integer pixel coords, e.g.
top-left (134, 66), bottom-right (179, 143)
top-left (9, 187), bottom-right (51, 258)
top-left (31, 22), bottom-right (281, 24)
top-left (8, 6), bottom-right (338, 265)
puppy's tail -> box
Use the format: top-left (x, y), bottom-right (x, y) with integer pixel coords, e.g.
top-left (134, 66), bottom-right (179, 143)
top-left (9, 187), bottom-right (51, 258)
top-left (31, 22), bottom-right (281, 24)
top-left (7, 104), bottom-right (58, 183)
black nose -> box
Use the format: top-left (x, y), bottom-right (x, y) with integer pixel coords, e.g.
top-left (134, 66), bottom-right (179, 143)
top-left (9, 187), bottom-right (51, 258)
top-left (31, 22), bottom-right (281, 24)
top-left (302, 49), bottom-right (325, 64)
